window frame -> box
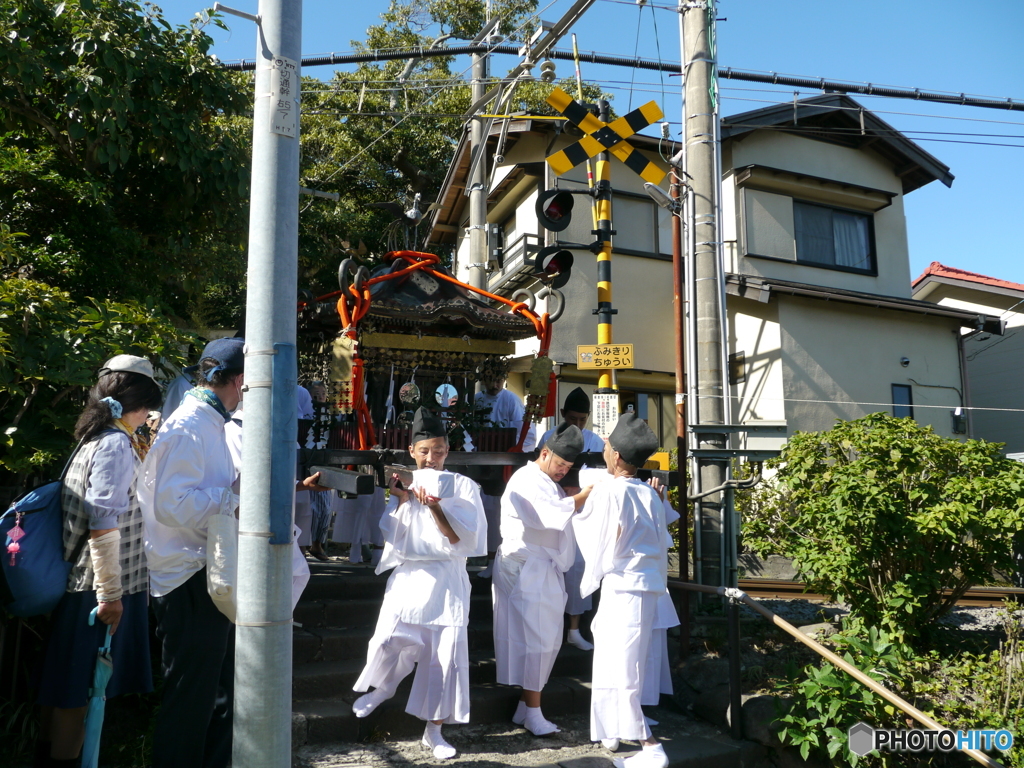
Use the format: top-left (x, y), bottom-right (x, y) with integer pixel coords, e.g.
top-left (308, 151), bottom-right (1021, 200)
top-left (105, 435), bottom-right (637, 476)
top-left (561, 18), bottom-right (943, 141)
top-left (792, 197), bottom-right (878, 276)
top-left (891, 384), bottom-right (914, 419)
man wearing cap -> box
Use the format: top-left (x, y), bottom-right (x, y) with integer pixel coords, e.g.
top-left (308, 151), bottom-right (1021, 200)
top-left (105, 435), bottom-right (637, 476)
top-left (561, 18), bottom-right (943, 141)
top-left (352, 407), bottom-right (487, 760)
top-left (572, 413), bottom-right (679, 768)
top-left (492, 422), bottom-right (593, 736)
top-left (538, 387), bottom-right (605, 651)
top-left (139, 337), bottom-right (245, 768)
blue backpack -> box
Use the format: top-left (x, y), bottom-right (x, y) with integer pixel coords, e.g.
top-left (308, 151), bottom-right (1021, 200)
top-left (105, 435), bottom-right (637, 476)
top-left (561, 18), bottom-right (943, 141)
top-left (1, 443), bottom-right (87, 617)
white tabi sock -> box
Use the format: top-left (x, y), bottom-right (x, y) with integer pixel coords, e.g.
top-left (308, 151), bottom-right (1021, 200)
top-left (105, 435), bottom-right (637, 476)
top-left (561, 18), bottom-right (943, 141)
top-left (422, 722), bottom-right (457, 759)
top-left (601, 738), bottom-right (620, 751)
top-left (477, 564), bottom-right (493, 578)
top-left (352, 687), bottom-right (392, 718)
top-left (613, 743), bottom-right (668, 768)
top-left (523, 706), bottom-right (560, 736)
top-left (566, 628), bottom-right (594, 651)
top-left (512, 699), bottom-right (528, 725)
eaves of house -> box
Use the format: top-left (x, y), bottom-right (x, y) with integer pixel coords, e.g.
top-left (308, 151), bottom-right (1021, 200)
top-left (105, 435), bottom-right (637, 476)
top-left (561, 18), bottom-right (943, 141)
top-left (727, 273), bottom-right (1006, 335)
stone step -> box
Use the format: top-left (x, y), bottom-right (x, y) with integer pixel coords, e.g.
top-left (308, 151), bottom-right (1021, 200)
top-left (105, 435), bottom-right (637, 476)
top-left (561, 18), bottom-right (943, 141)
top-left (293, 675), bottom-right (592, 744)
top-left (292, 614), bottom-right (512, 667)
top-left (292, 643), bottom-right (595, 698)
top-left (294, 593), bottom-right (494, 633)
top-left (301, 560), bottom-right (495, 601)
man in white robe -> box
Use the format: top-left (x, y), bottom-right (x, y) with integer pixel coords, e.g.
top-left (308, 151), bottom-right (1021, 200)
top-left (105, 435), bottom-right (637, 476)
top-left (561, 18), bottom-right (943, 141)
top-left (573, 413), bottom-right (678, 768)
top-left (475, 375), bottom-right (536, 580)
top-left (352, 408), bottom-right (486, 759)
top-left (539, 387), bottom-right (605, 651)
top-left (493, 422), bottom-right (592, 736)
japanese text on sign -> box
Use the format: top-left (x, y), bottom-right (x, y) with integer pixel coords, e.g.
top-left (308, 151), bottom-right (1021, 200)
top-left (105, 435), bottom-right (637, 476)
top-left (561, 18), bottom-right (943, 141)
top-left (591, 393), bottom-right (620, 439)
top-left (269, 55), bottom-right (299, 137)
top-left (577, 344), bottom-right (635, 370)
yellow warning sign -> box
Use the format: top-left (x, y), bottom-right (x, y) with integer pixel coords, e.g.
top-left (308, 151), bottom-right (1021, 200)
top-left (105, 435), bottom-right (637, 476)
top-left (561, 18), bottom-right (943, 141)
top-left (577, 344), bottom-right (635, 370)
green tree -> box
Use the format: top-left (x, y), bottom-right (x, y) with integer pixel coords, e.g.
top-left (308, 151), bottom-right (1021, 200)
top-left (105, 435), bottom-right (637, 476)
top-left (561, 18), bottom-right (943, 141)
top-left (294, 0), bottom-right (606, 295)
top-left (0, 0), bottom-right (251, 322)
top-left (741, 412), bottom-right (1024, 639)
top-left (0, 274), bottom-right (193, 487)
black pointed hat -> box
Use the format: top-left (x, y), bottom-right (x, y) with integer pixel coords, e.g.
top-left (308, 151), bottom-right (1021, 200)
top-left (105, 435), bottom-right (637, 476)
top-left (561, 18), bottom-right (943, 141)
top-left (411, 407), bottom-right (446, 444)
top-left (563, 386), bottom-right (591, 414)
top-left (544, 421), bottom-right (584, 462)
top-left (608, 412), bottom-right (659, 468)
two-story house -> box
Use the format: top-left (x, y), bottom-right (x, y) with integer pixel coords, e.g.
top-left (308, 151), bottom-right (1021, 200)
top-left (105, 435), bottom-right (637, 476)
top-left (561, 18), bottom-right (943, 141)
top-left (427, 94), bottom-right (1003, 450)
top-left (913, 261), bottom-right (1024, 453)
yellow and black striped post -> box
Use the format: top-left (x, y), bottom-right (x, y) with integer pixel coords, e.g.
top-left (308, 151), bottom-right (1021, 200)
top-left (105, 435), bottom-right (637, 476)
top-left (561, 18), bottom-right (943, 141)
top-left (594, 100), bottom-right (616, 392)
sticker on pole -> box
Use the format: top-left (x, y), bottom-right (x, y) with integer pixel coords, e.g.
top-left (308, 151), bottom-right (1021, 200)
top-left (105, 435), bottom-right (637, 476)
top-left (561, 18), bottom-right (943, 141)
top-left (592, 393), bottom-right (620, 439)
top-left (269, 55), bottom-right (299, 137)
top-left (577, 344), bottom-right (634, 369)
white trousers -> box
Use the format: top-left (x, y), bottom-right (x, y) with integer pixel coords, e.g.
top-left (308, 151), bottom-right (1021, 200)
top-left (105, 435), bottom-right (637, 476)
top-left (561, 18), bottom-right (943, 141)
top-left (563, 541), bottom-right (593, 616)
top-left (294, 491), bottom-right (312, 547)
top-left (353, 612), bottom-right (470, 724)
top-left (481, 493), bottom-right (502, 553)
top-left (332, 488), bottom-right (385, 560)
top-left (590, 588), bottom-right (660, 742)
top-left (492, 551), bottom-right (566, 690)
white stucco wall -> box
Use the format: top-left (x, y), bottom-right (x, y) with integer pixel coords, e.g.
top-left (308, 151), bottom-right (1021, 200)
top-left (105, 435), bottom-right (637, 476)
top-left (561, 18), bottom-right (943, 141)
top-left (912, 281), bottom-right (1024, 451)
top-left (778, 296), bottom-right (963, 437)
top-left (725, 131), bottom-right (914, 298)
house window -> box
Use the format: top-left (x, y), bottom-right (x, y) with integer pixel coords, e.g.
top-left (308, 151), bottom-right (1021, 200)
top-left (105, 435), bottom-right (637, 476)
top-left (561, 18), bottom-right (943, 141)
top-left (891, 384), bottom-right (913, 419)
top-left (794, 200), bottom-right (874, 273)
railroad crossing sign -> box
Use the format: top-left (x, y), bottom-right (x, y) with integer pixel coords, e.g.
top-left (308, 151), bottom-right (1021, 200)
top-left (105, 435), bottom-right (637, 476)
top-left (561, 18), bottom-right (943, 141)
top-left (545, 87), bottom-right (667, 185)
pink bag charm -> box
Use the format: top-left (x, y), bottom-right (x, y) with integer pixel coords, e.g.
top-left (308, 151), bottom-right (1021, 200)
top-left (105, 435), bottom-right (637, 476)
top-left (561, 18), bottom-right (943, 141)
top-left (7, 511), bottom-right (25, 566)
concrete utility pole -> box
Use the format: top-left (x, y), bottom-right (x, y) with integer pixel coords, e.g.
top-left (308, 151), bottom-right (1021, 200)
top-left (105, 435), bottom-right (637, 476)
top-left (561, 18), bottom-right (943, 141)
top-left (681, 0), bottom-right (731, 588)
top-left (235, 0), bottom-right (302, 765)
top-left (467, 19), bottom-right (496, 290)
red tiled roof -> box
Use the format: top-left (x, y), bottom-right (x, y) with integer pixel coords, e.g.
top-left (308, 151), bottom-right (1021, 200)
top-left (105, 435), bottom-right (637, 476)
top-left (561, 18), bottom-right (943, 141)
top-left (912, 261), bottom-right (1024, 293)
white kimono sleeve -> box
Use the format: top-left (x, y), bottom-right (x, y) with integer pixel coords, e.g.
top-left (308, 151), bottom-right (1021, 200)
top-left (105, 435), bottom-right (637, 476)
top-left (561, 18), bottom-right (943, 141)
top-left (572, 481), bottom-right (624, 597)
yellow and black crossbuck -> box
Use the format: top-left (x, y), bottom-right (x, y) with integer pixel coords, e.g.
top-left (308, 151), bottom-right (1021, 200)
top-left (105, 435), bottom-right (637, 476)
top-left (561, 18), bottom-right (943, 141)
top-left (544, 87), bottom-right (667, 185)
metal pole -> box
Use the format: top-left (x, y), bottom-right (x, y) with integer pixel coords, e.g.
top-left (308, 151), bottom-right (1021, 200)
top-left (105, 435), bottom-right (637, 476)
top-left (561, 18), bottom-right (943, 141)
top-left (682, 0), bottom-right (728, 588)
top-left (235, 0), bottom-right (301, 765)
top-left (671, 171), bottom-right (691, 655)
top-left (727, 596), bottom-right (743, 740)
top-left (467, 26), bottom-right (489, 290)
top-left (595, 100), bottom-right (616, 393)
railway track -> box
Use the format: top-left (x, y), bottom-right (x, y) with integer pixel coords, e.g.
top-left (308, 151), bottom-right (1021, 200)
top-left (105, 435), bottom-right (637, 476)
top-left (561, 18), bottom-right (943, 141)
top-left (734, 579), bottom-right (1024, 608)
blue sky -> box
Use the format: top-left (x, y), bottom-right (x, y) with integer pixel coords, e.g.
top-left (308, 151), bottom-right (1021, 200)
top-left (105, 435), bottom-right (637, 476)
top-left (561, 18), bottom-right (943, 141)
top-left (155, 0), bottom-right (1024, 285)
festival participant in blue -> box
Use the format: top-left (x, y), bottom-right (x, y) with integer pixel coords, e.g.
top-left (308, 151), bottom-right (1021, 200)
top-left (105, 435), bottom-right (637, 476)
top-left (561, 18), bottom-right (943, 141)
top-left (36, 355), bottom-right (162, 768)
top-left (572, 413), bottom-right (678, 768)
top-left (139, 338), bottom-right (244, 768)
top-left (353, 407), bottom-right (486, 760)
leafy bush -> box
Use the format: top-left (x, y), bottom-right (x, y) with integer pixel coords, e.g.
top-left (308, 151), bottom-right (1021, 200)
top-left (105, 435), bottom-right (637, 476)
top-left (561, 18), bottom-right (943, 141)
top-left (741, 413), bottom-right (1024, 639)
top-left (777, 622), bottom-right (927, 765)
top-left (0, 276), bottom-right (192, 487)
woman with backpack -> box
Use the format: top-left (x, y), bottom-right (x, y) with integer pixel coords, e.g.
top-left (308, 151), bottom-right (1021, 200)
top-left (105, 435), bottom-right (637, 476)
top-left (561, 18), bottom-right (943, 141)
top-left (35, 355), bottom-right (162, 768)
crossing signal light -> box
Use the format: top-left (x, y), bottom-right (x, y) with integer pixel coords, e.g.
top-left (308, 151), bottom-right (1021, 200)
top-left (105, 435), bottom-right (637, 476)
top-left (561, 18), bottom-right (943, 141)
top-left (540, 59), bottom-right (556, 83)
top-left (535, 188), bottom-right (575, 232)
top-left (526, 245), bottom-right (574, 289)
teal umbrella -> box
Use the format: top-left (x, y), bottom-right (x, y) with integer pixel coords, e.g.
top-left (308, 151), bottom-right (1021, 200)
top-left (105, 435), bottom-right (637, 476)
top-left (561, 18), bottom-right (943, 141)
top-left (81, 607), bottom-right (113, 768)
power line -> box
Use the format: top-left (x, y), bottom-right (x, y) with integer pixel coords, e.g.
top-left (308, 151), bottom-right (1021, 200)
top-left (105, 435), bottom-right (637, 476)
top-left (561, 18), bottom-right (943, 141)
top-left (222, 43), bottom-right (1024, 114)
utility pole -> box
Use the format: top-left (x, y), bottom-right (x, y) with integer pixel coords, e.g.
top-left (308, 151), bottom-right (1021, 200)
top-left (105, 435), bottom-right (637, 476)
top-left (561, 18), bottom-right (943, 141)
top-left (594, 100), bottom-right (616, 394)
top-left (467, 18), bottom-right (497, 290)
top-left (235, 0), bottom-right (301, 764)
top-left (681, 0), bottom-right (731, 588)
